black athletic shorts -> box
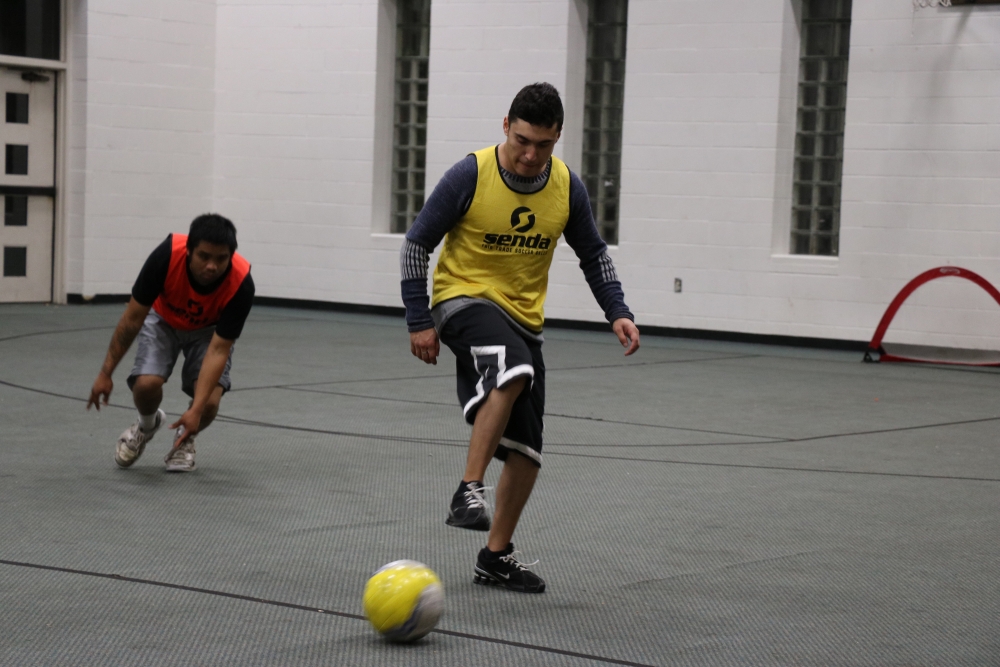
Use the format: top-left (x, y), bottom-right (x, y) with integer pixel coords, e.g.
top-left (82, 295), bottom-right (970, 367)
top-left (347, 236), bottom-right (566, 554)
top-left (438, 302), bottom-right (545, 467)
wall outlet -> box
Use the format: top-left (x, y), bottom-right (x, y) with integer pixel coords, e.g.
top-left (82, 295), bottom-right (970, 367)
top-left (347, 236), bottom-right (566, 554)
top-left (674, 278), bottom-right (682, 293)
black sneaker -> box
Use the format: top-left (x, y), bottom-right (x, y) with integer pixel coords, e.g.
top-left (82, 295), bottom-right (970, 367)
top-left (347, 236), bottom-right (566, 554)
top-left (446, 480), bottom-right (491, 531)
top-left (474, 543), bottom-right (546, 593)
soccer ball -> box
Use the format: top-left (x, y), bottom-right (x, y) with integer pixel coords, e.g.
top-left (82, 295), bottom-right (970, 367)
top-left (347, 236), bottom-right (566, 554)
top-left (363, 560), bottom-right (444, 642)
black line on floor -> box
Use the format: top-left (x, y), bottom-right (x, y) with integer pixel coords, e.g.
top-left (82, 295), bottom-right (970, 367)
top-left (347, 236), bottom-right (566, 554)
top-left (0, 325), bottom-right (112, 343)
top-left (248, 314), bottom-right (405, 330)
top-left (781, 414), bottom-right (1000, 445)
top-left (141, 414), bottom-right (1000, 482)
top-left (280, 385), bottom-right (786, 441)
top-left (4, 378), bottom-right (998, 481)
top-left (0, 558), bottom-right (657, 667)
top-left (0, 378), bottom-right (94, 404)
top-left (545, 413), bottom-right (786, 441)
top-left (227, 373), bottom-right (456, 393)
top-left (551, 451), bottom-right (1000, 482)
top-left (545, 440), bottom-right (782, 448)
top-left (213, 414), bottom-right (469, 446)
top-left (228, 353), bottom-right (759, 394)
top-left (281, 385), bottom-right (455, 406)
top-left (550, 353), bottom-right (762, 372)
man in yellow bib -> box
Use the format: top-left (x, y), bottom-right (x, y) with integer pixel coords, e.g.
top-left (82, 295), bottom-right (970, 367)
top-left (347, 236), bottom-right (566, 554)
top-left (400, 83), bottom-right (640, 593)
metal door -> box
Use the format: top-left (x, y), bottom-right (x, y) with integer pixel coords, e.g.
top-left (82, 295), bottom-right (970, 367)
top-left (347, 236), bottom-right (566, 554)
top-left (1, 66), bottom-right (55, 302)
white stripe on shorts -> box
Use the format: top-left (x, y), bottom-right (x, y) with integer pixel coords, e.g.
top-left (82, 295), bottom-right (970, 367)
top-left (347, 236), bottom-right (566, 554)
top-left (462, 345), bottom-right (534, 418)
top-left (499, 436), bottom-right (542, 464)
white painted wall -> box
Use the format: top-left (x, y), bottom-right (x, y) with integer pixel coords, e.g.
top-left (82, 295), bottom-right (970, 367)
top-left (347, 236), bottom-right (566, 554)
top-left (67, 0), bottom-right (1000, 348)
top-left (212, 0), bottom-right (392, 303)
top-left (64, 0), bottom-right (89, 292)
top-left (67, 0), bottom-right (217, 295)
top-left (584, 0), bottom-right (1000, 348)
top-left (841, 2), bottom-right (1000, 349)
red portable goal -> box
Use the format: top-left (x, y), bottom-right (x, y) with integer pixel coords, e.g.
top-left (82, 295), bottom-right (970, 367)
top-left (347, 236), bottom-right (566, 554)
top-left (864, 266), bottom-right (1000, 367)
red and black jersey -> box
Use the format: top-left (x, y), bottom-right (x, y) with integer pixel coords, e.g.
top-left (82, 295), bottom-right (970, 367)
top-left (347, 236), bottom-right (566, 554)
top-left (132, 234), bottom-right (255, 339)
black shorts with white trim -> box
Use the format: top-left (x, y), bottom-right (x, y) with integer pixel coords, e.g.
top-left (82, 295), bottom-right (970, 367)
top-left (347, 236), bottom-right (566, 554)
top-left (438, 302), bottom-right (545, 467)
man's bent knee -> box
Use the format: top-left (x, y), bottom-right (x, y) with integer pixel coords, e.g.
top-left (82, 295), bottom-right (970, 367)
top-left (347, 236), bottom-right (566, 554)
top-left (131, 375), bottom-right (165, 396)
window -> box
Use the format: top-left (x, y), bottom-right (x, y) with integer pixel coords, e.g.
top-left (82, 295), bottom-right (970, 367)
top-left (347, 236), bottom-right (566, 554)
top-left (391, 0), bottom-right (431, 233)
top-left (4, 196), bottom-right (29, 227)
top-left (6, 93), bottom-right (29, 124)
top-left (791, 0), bottom-right (851, 256)
top-left (4, 246), bottom-right (27, 277)
top-left (582, 0), bottom-right (628, 245)
top-left (5, 145), bottom-right (29, 175)
top-left (0, 0), bottom-right (61, 61)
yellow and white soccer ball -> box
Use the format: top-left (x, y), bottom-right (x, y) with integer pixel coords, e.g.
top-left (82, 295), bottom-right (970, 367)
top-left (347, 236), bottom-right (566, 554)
top-left (363, 560), bottom-right (444, 642)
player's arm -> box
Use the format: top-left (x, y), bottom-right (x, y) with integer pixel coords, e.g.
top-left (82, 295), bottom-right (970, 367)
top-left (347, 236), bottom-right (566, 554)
top-left (169, 274), bottom-right (254, 444)
top-left (170, 332), bottom-right (233, 443)
top-left (88, 235), bottom-right (172, 410)
top-left (562, 172), bottom-right (640, 356)
top-left (402, 155), bottom-right (477, 364)
top-left (87, 297), bottom-right (151, 410)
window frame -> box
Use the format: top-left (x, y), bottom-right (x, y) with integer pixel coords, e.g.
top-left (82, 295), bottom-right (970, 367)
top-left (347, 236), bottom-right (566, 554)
top-left (790, 0), bottom-right (852, 256)
top-left (390, 0), bottom-right (432, 234)
top-left (582, 0), bottom-right (629, 246)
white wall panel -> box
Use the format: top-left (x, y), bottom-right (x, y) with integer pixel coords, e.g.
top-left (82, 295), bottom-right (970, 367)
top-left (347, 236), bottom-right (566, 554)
top-left (66, 0), bottom-right (1000, 349)
top-left (842, 2), bottom-right (1000, 348)
top-left (71, 0), bottom-right (217, 296)
top-left (211, 0), bottom-right (379, 303)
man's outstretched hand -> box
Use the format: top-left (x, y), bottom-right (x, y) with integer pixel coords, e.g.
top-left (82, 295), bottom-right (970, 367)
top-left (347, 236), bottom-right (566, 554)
top-left (612, 318), bottom-right (640, 356)
top-left (87, 372), bottom-right (113, 410)
top-left (169, 409), bottom-right (202, 449)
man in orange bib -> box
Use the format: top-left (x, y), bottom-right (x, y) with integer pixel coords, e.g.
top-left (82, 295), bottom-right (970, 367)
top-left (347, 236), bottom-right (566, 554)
top-left (87, 214), bottom-right (255, 472)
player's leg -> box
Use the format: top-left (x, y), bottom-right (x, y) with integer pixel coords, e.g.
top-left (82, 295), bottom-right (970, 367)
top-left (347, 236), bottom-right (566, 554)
top-left (473, 342), bottom-right (546, 593)
top-left (116, 313), bottom-right (179, 468)
top-left (463, 375), bottom-right (527, 482)
top-left (439, 304), bottom-right (536, 531)
top-left (488, 450), bottom-right (539, 551)
top-left (166, 328), bottom-right (233, 472)
top-left (131, 374), bottom-right (164, 415)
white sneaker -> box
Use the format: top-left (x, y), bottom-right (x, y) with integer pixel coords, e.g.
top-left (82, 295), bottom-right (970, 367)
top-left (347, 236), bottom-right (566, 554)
top-left (164, 432), bottom-right (196, 472)
top-left (115, 409), bottom-right (166, 468)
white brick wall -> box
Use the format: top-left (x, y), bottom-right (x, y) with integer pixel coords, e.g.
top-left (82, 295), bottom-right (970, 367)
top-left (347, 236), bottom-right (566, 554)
top-left (602, 0), bottom-right (1000, 348)
top-left (64, 0), bottom-right (90, 293)
top-left (211, 0), bottom-right (382, 302)
top-left (66, 0), bottom-right (1000, 349)
top-left (69, 0), bottom-right (217, 295)
top-left (840, 2), bottom-right (1000, 348)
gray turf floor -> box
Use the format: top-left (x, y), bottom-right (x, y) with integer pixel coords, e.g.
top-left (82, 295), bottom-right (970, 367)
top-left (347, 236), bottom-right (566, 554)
top-left (1, 303), bottom-right (998, 666)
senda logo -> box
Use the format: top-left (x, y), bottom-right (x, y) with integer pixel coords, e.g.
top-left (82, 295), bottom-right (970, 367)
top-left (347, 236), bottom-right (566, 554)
top-left (510, 206), bottom-right (535, 233)
top-left (482, 232), bottom-right (552, 250)
top-left (482, 207), bottom-right (552, 252)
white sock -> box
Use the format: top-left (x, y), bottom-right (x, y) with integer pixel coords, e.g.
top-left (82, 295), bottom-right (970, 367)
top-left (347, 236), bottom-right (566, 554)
top-left (138, 411), bottom-right (159, 432)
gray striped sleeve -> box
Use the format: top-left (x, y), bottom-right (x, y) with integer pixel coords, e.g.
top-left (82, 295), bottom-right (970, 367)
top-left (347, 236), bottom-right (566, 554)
top-left (598, 251), bottom-right (619, 284)
top-left (400, 238), bottom-right (430, 281)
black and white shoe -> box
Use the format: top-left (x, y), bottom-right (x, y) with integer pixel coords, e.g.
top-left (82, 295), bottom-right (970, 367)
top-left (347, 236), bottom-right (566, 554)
top-left (446, 480), bottom-right (491, 531)
top-left (474, 543), bottom-right (546, 593)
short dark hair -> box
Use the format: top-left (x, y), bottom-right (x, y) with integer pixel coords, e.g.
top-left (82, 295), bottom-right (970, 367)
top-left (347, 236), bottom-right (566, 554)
top-left (508, 82), bottom-right (564, 132)
top-left (187, 213), bottom-right (237, 254)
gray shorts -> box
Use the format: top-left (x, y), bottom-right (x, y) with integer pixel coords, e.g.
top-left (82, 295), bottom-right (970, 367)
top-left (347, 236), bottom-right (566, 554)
top-left (127, 311), bottom-right (234, 398)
